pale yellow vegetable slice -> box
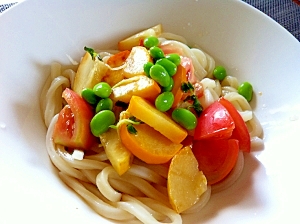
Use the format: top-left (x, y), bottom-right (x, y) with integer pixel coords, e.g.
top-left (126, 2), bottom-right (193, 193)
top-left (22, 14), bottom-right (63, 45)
top-left (167, 146), bottom-right (207, 213)
top-left (111, 75), bottom-right (161, 103)
top-left (73, 52), bottom-right (108, 95)
top-left (122, 46), bottom-right (152, 78)
top-left (103, 50), bottom-right (130, 87)
top-left (118, 24), bottom-right (162, 51)
top-left (103, 46), bottom-right (151, 86)
top-left (100, 128), bottom-right (133, 176)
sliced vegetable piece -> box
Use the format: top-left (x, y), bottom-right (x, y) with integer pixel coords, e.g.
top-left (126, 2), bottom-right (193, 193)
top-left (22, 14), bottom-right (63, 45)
top-left (73, 52), bottom-right (108, 95)
top-left (52, 88), bottom-right (96, 149)
top-left (103, 51), bottom-right (130, 87)
top-left (171, 65), bottom-right (187, 108)
top-left (218, 97), bottom-right (251, 152)
top-left (103, 70), bottom-right (125, 87)
top-left (168, 146), bottom-right (207, 213)
top-left (104, 47), bottom-right (152, 86)
top-left (106, 50), bottom-right (130, 67)
top-left (127, 96), bottom-right (187, 144)
top-left (118, 24), bottom-right (162, 51)
top-left (111, 75), bottom-right (161, 103)
top-left (100, 128), bottom-right (133, 175)
top-left (194, 101), bottom-right (235, 140)
top-left (119, 123), bottom-right (182, 164)
top-left (123, 46), bottom-right (152, 78)
top-left (192, 139), bottom-right (239, 185)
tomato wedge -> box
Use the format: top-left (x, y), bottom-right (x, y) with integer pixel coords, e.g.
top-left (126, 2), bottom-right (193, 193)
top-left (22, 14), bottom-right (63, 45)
top-left (194, 101), bottom-right (235, 140)
top-left (52, 88), bottom-right (97, 149)
top-left (192, 139), bottom-right (239, 185)
top-left (218, 97), bottom-right (251, 152)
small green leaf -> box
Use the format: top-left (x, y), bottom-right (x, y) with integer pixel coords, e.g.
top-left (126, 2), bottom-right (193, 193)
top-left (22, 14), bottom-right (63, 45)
top-left (184, 95), bottom-right (203, 117)
top-left (84, 46), bottom-right (102, 61)
top-left (127, 124), bottom-right (137, 135)
top-left (181, 82), bottom-right (194, 93)
top-left (191, 95), bottom-right (203, 117)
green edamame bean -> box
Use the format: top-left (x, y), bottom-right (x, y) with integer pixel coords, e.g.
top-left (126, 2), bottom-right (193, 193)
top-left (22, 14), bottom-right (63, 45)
top-left (81, 88), bottom-right (98, 105)
top-left (162, 77), bottom-right (174, 92)
top-left (143, 61), bottom-right (154, 77)
top-left (95, 98), bottom-right (113, 113)
top-left (93, 82), bottom-right (112, 98)
top-left (155, 92), bottom-right (174, 112)
top-left (165, 53), bottom-right (181, 66)
top-left (156, 58), bottom-right (177, 76)
top-left (238, 82), bottom-right (253, 102)
top-left (143, 36), bottom-right (159, 49)
top-left (149, 46), bottom-right (165, 60)
top-left (90, 110), bottom-right (116, 136)
top-left (213, 66), bottom-right (227, 81)
top-left (149, 64), bottom-right (171, 87)
top-left (172, 108), bottom-right (197, 130)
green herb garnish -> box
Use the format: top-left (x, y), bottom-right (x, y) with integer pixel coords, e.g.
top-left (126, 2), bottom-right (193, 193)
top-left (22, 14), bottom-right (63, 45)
top-left (181, 82), bottom-right (194, 93)
top-left (127, 124), bottom-right (137, 135)
top-left (84, 46), bottom-right (102, 61)
top-left (109, 115), bottom-right (141, 134)
top-left (184, 95), bottom-right (203, 117)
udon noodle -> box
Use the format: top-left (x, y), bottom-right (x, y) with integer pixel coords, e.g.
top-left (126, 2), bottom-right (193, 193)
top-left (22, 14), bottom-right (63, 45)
top-left (40, 30), bottom-right (263, 224)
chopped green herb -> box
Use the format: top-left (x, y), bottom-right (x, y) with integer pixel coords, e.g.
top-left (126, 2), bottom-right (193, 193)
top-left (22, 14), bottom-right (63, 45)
top-left (181, 82), bottom-right (194, 93)
top-left (84, 46), bottom-right (102, 61)
top-left (191, 95), bottom-right (203, 117)
top-left (127, 124), bottom-right (137, 134)
top-left (184, 95), bottom-right (203, 117)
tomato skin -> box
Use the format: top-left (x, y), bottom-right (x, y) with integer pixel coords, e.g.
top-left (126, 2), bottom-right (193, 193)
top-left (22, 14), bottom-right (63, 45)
top-left (194, 101), bottom-right (235, 140)
top-left (218, 97), bottom-right (251, 152)
top-left (52, 88), bottom-right (97, 150)
top-left (192, 139), bottom-right (239, 185)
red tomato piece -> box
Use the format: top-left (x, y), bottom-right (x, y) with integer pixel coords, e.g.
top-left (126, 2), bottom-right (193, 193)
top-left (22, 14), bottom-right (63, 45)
top-left (192, 139), bottom-right (239, 185)
top-left (218, 97), bottom-right (251, 152)
top-left (52, 88), bottom-right (97, 150)
top-left (194, 101), bottom-right (235, 140)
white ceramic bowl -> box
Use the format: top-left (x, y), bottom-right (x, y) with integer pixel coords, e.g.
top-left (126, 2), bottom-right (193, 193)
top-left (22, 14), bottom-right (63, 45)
top-left (1, 0), bottom-right (300, 223)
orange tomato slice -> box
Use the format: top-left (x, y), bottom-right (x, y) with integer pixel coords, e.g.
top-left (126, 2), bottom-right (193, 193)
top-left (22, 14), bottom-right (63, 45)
top-left (119, 123), bottom-right (183, 164)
